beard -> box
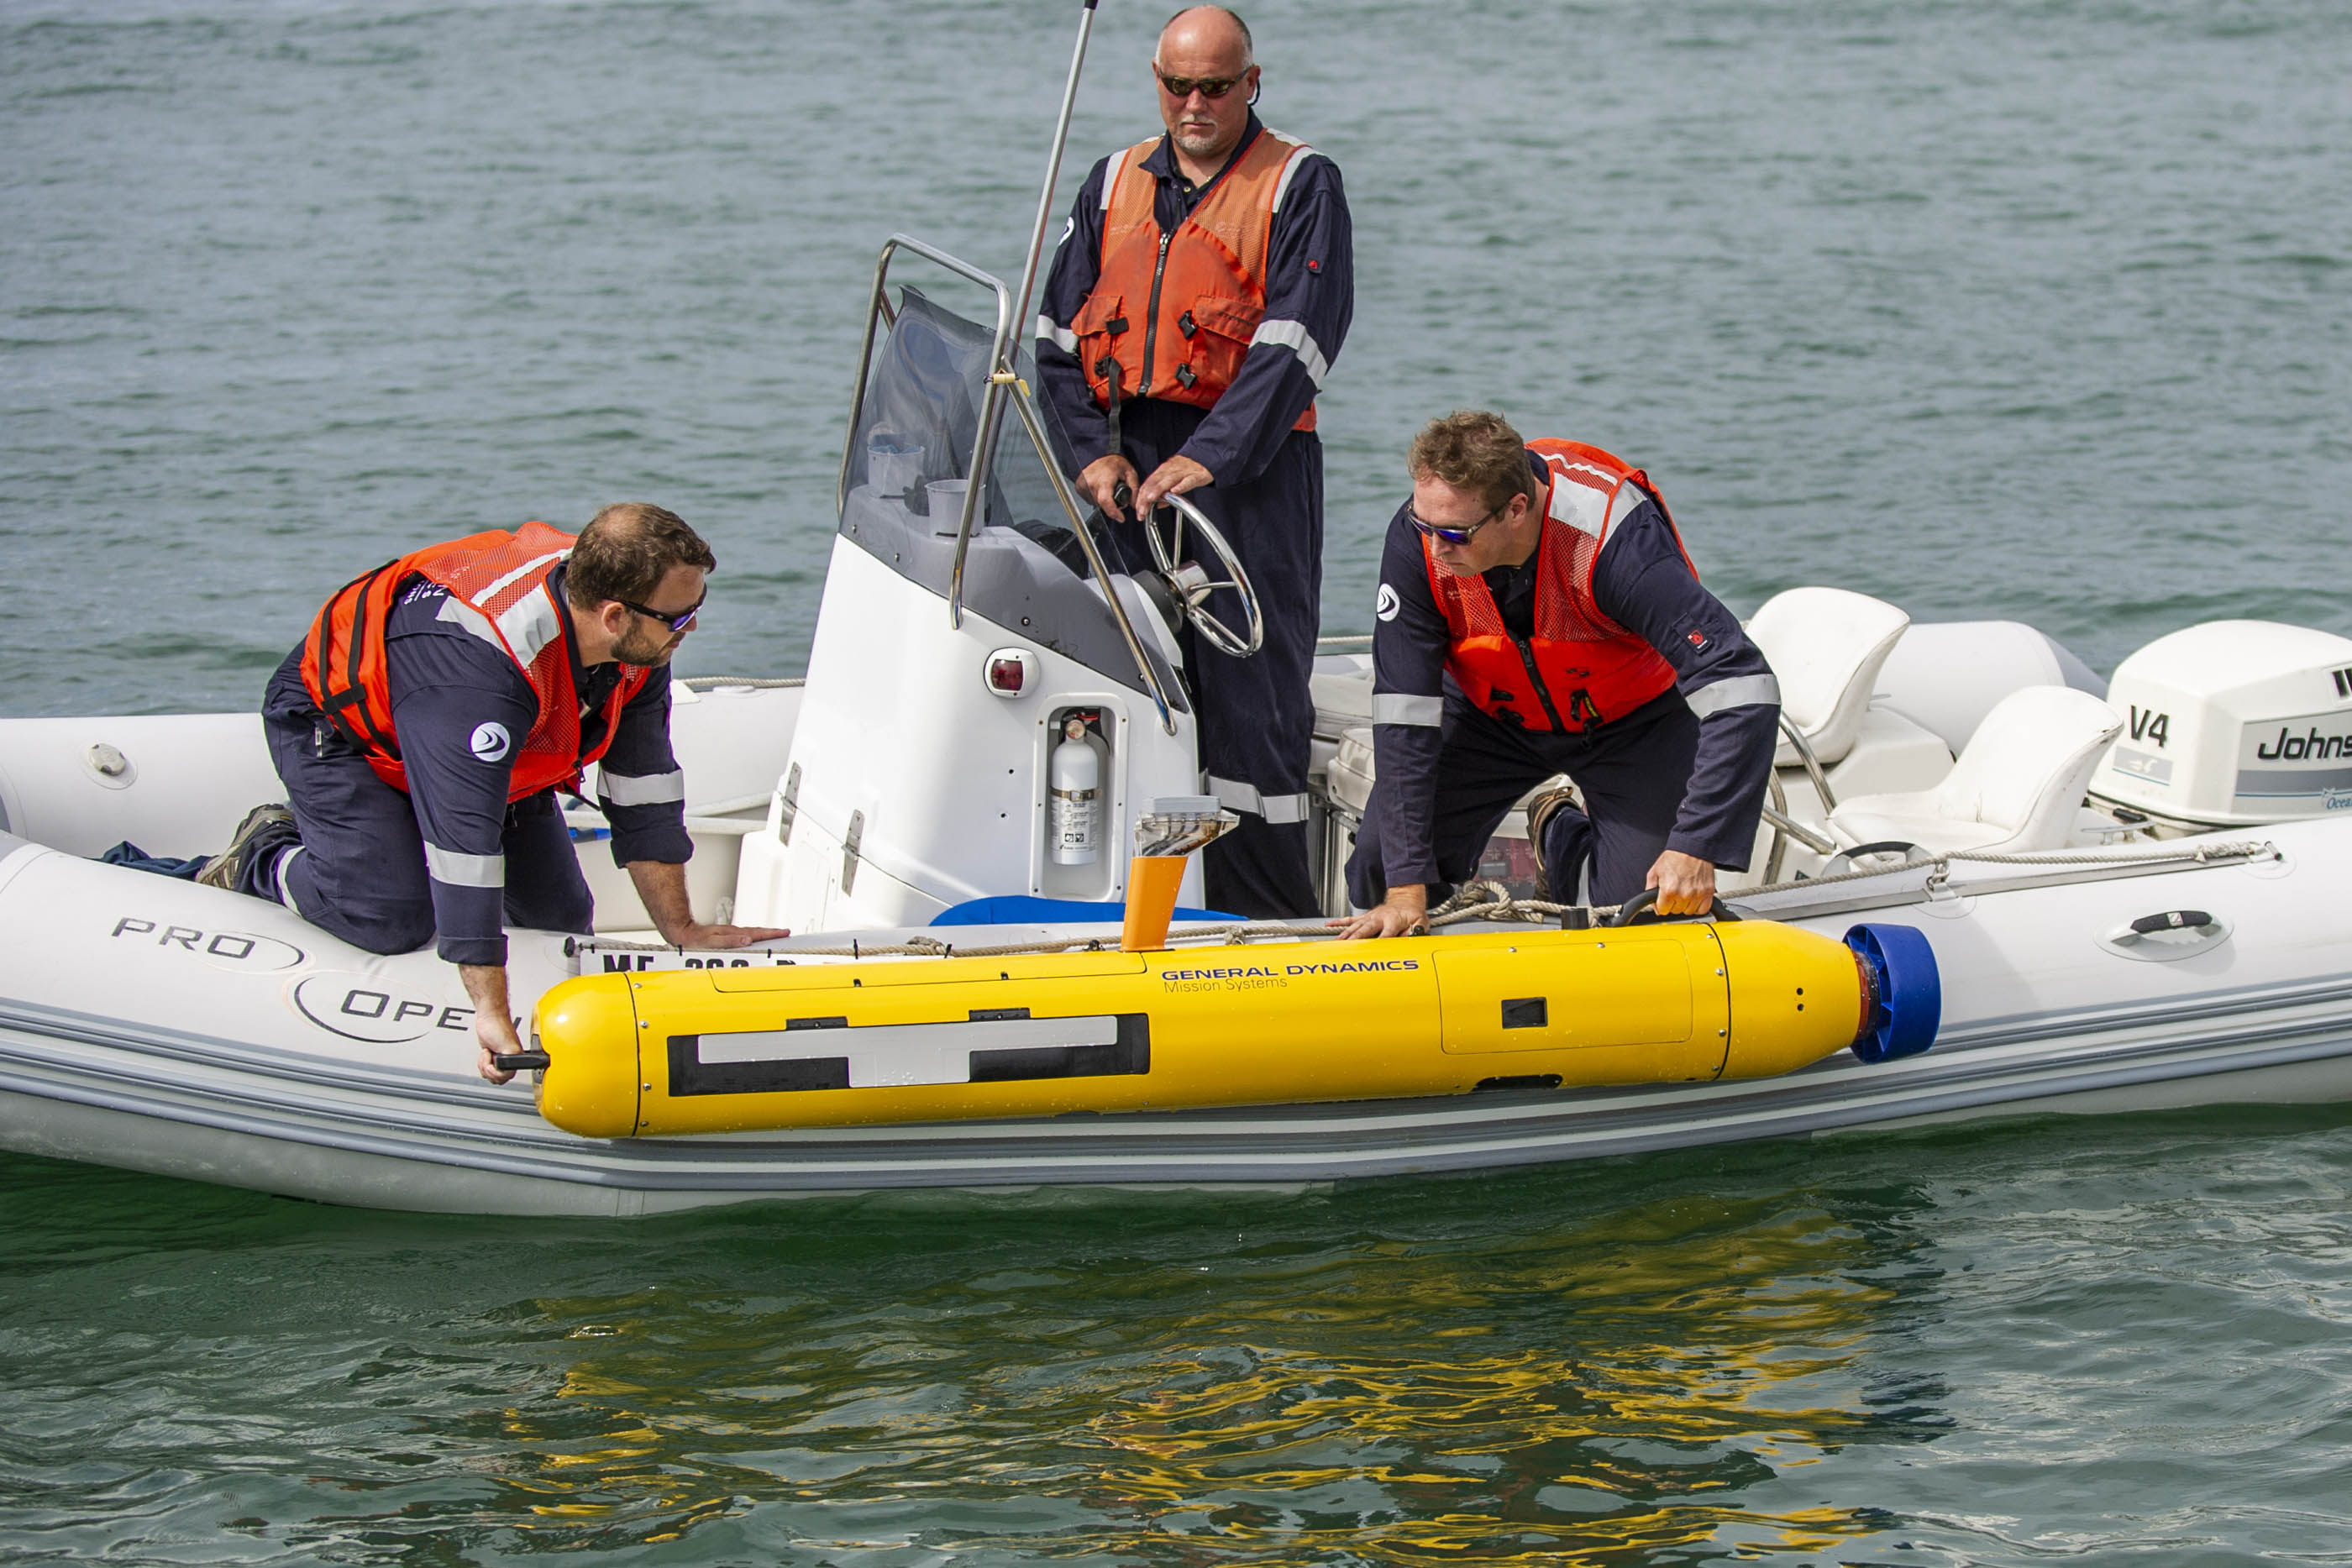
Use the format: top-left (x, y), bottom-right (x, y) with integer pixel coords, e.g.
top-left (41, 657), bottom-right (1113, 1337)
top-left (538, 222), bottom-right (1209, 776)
top-left (612, 625), bottom-right (680, 667)
top-left (1170, 122), bottom-right (1224, 157)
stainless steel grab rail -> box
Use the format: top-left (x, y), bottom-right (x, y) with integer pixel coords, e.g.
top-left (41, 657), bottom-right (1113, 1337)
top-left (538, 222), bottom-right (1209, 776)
top-left (826, 7), bottom-right (1178, 732)
top-left (1759, 717), bottom-right (1843, 881)
top-left (834, 233), bottom-right (1011, 521)
top-left (1779, 713), bottom-right (1839, 812)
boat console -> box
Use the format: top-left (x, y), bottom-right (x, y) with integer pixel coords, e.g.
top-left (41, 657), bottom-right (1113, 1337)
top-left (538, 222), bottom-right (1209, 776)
top-left (724, 240), bottom-right (1257, 936)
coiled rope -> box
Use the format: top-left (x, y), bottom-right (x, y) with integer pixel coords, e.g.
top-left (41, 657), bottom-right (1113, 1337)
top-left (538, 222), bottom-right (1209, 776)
top-left (1414, 838), bottom-right (2280, 928)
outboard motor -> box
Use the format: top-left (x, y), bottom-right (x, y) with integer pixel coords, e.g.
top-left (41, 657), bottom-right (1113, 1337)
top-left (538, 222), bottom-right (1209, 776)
top-left (2091, 620), bottom-right (2352, 832)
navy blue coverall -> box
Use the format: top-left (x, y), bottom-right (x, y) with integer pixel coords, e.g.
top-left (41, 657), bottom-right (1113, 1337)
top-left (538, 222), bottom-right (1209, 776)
top-left (1037, 112), bottom-right (1353, 919)
top-left (242, 565), bottom-right (691, 965)
top-left (1347, 460), bottom-right (1782, 910)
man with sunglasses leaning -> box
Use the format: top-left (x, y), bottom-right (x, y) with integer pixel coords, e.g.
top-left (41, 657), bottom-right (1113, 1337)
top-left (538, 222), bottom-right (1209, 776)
top-left (1336, 412), bottom-right (1781, 939)
top-left (1035, 4), bottom-right (1352, 918)
top-left (199, 502), bottom-right (787, 1080)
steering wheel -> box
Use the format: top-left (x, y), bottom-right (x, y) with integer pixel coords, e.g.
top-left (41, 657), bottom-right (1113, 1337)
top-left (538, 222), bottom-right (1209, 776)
top-left (1608, 889), bottom-right (1742, 926)
top-left (1139, 493), bottom-right (1264, 658)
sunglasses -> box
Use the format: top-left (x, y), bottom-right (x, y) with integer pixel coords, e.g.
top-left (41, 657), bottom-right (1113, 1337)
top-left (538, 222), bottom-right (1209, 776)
top-left (1155, 70), bottom-right (1245, 99)
top-left (619, 590), bottom-right (705, 633)
top-left (1407, 501), bottom-right (1506, 545)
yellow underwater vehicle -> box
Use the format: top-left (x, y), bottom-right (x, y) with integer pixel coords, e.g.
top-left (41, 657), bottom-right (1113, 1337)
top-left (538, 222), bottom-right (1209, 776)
top-left (528, 807), bottom-right (1941, 1140)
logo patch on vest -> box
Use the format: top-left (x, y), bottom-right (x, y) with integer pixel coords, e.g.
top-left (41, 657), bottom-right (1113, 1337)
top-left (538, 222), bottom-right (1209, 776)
top-left (1687, 629), bottom-right (1709, 650)
top-left (1376, 584), bottom-right (1400, 622)
top-left (470, 722), bottom-right (512, 763)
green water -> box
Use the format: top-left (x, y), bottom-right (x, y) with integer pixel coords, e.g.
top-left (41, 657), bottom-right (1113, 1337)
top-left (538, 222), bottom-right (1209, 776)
top-left (7, 0), bottom-right (2352, 1557)
top-left (5, 0), bottom-right (2346, 711)
top-left (8, 1109), bottom-right (2351, 1562)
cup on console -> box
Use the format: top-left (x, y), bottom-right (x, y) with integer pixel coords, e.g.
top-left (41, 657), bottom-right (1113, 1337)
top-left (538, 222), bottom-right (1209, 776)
top-left (867, 435), bottom-right (923, 497)
top-left (926, 479), bottom-right (971, 536)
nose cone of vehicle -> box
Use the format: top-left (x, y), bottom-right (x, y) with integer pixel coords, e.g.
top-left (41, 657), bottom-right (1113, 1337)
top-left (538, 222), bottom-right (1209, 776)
top-left (1845, 923), bottom-right (1941, 1063)
top-left (533, 974), bottom-right (645, 1138)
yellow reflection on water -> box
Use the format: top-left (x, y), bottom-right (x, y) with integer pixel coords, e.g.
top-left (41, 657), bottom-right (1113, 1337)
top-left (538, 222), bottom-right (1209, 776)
top-left (1082, 1192), bottom-right (1915, 1556)
top-left (482, 1184), bottom-right (1931, 1558)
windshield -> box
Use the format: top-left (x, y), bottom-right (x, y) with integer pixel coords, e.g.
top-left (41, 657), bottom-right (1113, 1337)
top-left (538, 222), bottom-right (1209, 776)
top-left (839, 286), bottom-right (1183, 708)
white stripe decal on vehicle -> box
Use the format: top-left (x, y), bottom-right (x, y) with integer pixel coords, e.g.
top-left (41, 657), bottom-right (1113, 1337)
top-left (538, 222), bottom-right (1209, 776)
top-left (701, 1014), bottom-right (1123, 1089)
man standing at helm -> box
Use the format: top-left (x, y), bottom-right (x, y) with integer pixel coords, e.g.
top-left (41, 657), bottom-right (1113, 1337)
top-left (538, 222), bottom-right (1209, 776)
top-left (1036, 4), bottom-right (1353, 918)
top-left (1336, 411), bottom-right (1781, 939)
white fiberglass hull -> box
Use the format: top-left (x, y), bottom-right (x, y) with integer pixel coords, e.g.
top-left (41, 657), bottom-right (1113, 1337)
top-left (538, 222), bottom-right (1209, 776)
top-left (2, 817), bottom-right (2349, 1214)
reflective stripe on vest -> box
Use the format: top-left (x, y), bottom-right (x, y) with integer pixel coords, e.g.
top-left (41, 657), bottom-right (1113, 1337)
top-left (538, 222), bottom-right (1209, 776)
top-left (1421, 440), bottom-right (1690, 734)
top-left (299, 521), bottom-right (650, 801)
top-left (1072, 128), bottom-right (1320, 433)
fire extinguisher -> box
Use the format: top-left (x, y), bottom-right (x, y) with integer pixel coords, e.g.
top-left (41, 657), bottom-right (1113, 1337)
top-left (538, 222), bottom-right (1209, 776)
top-left (1050, 716), bottom-right (1100, 865)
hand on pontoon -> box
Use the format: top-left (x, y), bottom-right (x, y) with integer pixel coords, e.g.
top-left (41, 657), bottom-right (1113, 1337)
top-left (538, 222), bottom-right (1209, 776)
top-left (1645, 850), bottom-right (1718, 917)
top-left (661, 920), bottom-right (793, 950)
top-left (626, 860), bottom-right (787, 954)
top-left (1080, 454), bottom-right (1142, 519)
top-left (1331, 885), bottom-right (1429, 941)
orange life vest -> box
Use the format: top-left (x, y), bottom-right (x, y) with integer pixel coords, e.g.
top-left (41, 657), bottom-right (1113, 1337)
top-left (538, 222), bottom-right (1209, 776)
top-left (1071, 127), bottom-right (1320, 433)
top-left (1423, 441), bottom-right (1691, 733)
top-left (300, 522), bottom-right (649, 800)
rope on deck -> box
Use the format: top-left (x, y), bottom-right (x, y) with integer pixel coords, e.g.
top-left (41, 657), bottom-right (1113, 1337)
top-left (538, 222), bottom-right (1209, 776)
top-left (578, 841), bottom-right (2279, 963)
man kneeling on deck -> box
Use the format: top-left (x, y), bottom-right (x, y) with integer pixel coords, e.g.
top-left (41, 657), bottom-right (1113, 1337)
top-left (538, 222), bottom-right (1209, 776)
top-left (1336, 411), bottom-right (1780, 938)
top-left (202, 503), bottom-right (786, 1080)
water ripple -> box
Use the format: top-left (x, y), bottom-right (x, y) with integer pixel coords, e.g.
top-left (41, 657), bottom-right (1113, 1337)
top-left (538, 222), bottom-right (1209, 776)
top-left (2, 1108), bottom-right (2347, 1559)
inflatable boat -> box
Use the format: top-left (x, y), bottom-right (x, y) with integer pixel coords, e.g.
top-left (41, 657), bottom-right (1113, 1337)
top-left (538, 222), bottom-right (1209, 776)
top-left (0, 791), bottom-right (2342, 1214)
top-left (3, 228), bottom-right (2348, 1214)
top-left (7, 15), bottom-right (2351, 1209)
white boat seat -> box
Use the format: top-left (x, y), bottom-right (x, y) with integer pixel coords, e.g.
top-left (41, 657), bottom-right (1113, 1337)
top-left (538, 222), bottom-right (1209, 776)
top-left (1746, 586), bottom-right (1911, 767)
top-left (1310, 653), bottom-right (1375, 740)
top-left (1328, 726), bottom-right (1376, 816)
top-left (1828, 685), bottom-right (2123, 857)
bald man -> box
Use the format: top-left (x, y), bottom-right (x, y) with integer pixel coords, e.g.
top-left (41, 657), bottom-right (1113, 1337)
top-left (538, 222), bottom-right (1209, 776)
top-left (1036, 4), bottom-right (1353, 919)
